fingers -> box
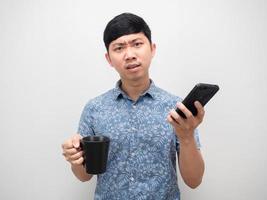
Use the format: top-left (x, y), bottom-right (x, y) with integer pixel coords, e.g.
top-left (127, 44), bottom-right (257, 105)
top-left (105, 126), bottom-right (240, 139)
top-left (64, 147), bottom-right (81, 155)
top-left (61, 139), bottom-right (73, 150)
top-left (167, 113), bottom-right (178, 126)
top-left (168, 109), bottom-right (185, 126)
top-left (62, 134), bottom-right (83, 165)
top-left (63, 152), bottom-right (84, 165)
top-left (194, 101), bottom-right (205, 122)
top-left (167, 101), bottom-right (205, 130)
top-left (62, 134), bottom-right (82, 149)
top-left (72, 134), bottom-right (82, 148)
top-left (72, 156), bottom-right (84, 165)
top-left (167, 101), bottom-right (206, 140)
top-left (176, 101), bottom-right (205, 123)
top-left (70, 151), bottom-right (84, 161)
top-left (62, 149), bottom-right (82, 160)
top-left (62, 147), bottom-right (84, 165)
top-left (176, 102), bottom-right (194, 119)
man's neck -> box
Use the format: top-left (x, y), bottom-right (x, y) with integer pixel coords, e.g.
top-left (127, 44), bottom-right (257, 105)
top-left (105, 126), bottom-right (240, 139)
top-left (120, 78), bottom-right (151, 102)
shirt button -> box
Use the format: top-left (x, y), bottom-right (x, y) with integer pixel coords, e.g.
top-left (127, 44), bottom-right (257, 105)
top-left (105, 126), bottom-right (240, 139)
top-left (132, 105), bottom-right (136, 108)
top-left (130, 177), bottom-right (134, 181)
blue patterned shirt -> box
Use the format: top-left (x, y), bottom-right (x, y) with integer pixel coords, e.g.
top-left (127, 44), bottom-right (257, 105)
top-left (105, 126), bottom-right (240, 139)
top-left (78, 80), bottom-right (200, 200)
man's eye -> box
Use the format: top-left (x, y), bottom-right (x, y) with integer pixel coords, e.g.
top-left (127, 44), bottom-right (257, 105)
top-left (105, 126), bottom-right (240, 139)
top-left (134, 42), bottom-right (143, 47)
top-left (114, 47), bottom-right (123, 52)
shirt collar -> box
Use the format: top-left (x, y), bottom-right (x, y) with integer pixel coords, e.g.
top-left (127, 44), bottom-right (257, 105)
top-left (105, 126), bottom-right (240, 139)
top-left (113, 79), bottom-right (157, 100)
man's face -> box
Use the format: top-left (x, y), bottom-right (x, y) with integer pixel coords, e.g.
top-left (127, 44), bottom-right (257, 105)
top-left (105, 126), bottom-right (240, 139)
top-left (105, 33), bottom-right (156, 82)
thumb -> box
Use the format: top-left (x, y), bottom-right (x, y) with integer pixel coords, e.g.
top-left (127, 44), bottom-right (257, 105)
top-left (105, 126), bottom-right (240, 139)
top-left (72, 134), bottom-right (82, 148)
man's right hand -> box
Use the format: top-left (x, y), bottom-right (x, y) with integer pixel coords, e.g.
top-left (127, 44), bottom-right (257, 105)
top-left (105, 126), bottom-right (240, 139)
top-left (62, 134), bottom-right (84, 166)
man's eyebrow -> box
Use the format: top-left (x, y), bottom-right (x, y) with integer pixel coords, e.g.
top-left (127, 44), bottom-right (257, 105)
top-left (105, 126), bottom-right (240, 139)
top-left (111, 42), bottom-right (126, 47)
top-left (129, 38), bottom-right (143, 43)
top-left (112, 38), bottom-right (144, 47)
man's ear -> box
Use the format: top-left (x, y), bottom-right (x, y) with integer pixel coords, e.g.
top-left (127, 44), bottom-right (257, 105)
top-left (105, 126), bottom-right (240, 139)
top-left (105, 52), bottom-right (113, 67)
top-left (151, 43), bottom-right (156, 58)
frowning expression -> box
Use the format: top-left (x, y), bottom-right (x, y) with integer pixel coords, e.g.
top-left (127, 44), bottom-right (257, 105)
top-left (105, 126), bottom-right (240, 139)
top-left (105, 33), bottom-right (156, 82)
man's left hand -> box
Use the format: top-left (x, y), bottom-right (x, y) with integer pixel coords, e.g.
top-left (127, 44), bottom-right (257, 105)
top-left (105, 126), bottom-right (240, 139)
top-left (167, 101), bottom-right (205, 140)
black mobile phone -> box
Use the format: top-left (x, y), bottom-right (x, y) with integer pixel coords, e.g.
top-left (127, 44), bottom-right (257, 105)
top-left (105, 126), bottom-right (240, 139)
top-left (175, 83), bottom-right (219, 118)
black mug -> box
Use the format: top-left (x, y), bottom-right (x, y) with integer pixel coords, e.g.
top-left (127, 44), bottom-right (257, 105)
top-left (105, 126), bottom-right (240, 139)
top-left (80, 135), bottom-right (110, 174)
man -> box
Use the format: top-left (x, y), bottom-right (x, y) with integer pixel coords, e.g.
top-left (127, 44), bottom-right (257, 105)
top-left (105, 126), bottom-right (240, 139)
top-left (62, 13), bottom-right (205, 199)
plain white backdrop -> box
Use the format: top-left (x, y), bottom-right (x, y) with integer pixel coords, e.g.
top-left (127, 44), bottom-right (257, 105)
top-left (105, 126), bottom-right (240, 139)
top-left (1, 0), bottom-right (267, 199)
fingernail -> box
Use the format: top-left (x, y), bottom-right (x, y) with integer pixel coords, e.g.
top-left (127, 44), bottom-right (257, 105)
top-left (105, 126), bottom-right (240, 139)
top-left (73, 142), bottom-right (79, 148)
top-left (195, 101), bottom-right (201, 106)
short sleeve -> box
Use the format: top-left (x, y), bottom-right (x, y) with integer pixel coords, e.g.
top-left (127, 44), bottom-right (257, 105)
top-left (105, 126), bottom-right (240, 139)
top-left (194, 128), bottom-right (201, 149)
top-left (77, 103), bottom-right (94, 137)
top-left (175, 128), bottom-right (201, 151)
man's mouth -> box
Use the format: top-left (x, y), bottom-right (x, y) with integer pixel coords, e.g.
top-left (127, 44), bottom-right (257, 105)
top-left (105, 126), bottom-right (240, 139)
top-left (125, 63), bottom-right (141, 69)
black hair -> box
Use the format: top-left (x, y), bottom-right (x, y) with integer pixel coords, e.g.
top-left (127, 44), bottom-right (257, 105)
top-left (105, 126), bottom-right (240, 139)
top-left (103, 13), bottom-right (152, 51)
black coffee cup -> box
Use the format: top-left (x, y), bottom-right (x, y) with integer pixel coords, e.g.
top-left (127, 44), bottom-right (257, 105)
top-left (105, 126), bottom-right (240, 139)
top-left (80, 135), bottom-right (110, 174)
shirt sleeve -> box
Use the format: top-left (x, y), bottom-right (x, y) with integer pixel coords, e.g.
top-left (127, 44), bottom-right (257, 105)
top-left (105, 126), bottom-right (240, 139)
top-left (175, 128), bottom-right (201, 151)
top-left (77, 103), bottom-right (94, 137)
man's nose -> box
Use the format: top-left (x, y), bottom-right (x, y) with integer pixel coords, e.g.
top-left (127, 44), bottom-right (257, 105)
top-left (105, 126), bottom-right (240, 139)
top-left (124, 47), bottom-right (136, 61)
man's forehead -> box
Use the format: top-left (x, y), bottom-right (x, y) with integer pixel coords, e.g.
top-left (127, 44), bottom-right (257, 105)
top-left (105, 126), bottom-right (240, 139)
top-left (111, 33), bottom-right (146, 45)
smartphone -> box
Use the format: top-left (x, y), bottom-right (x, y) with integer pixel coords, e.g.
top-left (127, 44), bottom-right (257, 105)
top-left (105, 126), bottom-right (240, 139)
top-left (175, 83), bottom-right (219, 118)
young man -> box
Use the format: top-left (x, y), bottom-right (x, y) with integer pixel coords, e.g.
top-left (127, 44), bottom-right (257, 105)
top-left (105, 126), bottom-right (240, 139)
top-left (62, 13), bottom-right (205, 199)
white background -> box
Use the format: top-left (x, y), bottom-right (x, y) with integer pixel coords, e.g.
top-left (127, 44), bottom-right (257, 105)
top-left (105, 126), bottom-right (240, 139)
top-left (1, 0), bottom-right (267, 199)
